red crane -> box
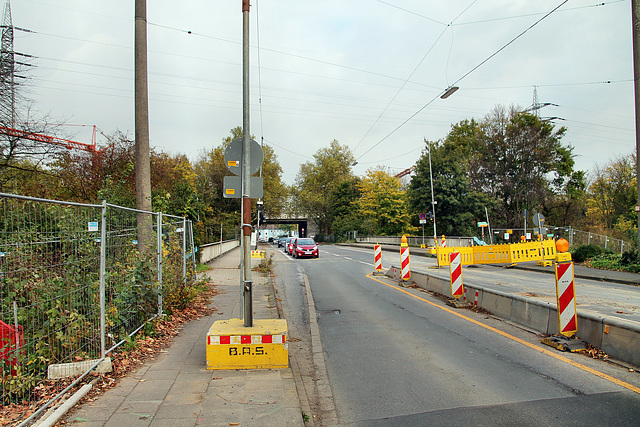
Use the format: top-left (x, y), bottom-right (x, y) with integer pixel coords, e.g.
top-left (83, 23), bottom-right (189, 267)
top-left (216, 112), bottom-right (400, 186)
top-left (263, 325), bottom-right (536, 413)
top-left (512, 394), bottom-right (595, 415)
top-left (0, 125), bottom-right (100, 153)
top-left (393, 166), bottom-right (415, 179)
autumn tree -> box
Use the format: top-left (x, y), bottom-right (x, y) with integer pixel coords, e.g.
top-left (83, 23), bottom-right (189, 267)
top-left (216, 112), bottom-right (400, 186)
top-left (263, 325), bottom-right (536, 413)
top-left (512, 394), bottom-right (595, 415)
top-left (292, 140), bottom-right (355, 235)
top-left (356, 168), bottom-right (414, 236)
top-left (193, 126), bottom-right (287, 243)
top-left (586, 153), bottom-right (637, 234)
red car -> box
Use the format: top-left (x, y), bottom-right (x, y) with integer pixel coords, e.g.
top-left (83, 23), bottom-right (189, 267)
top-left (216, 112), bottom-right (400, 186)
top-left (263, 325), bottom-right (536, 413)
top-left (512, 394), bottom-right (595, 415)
top-left (287, 237), bottom-right (297, 256)
top-left (292, 237), bottom-right (319, 258)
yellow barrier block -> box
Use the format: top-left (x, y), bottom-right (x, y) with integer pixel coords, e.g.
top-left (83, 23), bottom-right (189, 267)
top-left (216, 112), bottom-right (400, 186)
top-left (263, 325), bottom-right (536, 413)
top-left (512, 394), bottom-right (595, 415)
top-left (206, 318), bottom-right (288, 370)
top-left (250, 250), bottom-right (266, 258)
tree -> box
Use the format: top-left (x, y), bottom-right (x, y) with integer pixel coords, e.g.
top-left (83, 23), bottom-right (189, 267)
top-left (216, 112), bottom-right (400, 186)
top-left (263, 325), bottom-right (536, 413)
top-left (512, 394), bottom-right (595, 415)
top-left (356, 168), bottom-right (414, 235)
top-left (407, 135), bottom-right (493, 237)
top-left (586, 153), bottom-right (637, 230)
top-left (468, 106), bottom-right (575, 228)
top-left (328, 177), bottom-right (363, 239)
top-left (293, 140), bottom-right (355, 234)
top-left (193, 126), bottom-right (287, 242)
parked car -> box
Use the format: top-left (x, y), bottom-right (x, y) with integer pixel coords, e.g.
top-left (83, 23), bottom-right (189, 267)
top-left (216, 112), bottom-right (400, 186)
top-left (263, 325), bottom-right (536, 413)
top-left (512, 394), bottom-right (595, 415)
top-left (292, 237), bottom-right (319, 258)
top-left (283, 237), bottom-right (294, 253)
top-left (287, 237), bottom-right (297, 256)
top-left (277, 237), bottom-right (286, 248)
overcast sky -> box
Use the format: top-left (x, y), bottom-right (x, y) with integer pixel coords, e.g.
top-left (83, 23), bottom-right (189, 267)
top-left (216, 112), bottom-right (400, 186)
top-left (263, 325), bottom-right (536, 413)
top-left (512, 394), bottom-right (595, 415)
top-left (8, 0), bottom-right (636, 184)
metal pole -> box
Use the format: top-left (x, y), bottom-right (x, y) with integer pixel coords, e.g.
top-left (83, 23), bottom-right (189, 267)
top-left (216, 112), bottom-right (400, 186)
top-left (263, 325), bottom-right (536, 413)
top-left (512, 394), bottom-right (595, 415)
top-left (99, 200), bottom-right (107, 358)
top-left (182, 217), bottom-right (187, 285)
top-left (428, 144), bottom-right (437, 245)
top-left (485, 206), bottom-right (493, 244)
top-left (13, 300), bottom-right (19, 369)
top-left (242, 0), bottom-right (253, 327)
top-left (632, 0), bottom-right (640, 258)
top-left (157, 212), bottom-right (163, 316)
top-left (189, 220), bottom-right (197, 282)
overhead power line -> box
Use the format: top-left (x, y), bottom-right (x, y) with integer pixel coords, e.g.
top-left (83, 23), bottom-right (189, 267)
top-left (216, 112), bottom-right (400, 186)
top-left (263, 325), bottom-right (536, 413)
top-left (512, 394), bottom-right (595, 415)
top-left (355, 0), bottom-right (569, 163)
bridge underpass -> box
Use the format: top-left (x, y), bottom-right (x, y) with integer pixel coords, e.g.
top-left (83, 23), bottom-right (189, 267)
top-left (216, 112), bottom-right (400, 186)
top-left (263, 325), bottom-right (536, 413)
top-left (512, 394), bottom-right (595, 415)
top-left (260, 217), bottom-right (310, 237)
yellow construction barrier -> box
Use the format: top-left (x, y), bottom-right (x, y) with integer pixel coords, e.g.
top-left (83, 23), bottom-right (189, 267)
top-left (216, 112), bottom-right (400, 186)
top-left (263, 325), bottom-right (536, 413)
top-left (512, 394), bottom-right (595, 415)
top-left (436, 246), bottom-right (474, 266)
top-left (435, 239), bottom-right (556, 267)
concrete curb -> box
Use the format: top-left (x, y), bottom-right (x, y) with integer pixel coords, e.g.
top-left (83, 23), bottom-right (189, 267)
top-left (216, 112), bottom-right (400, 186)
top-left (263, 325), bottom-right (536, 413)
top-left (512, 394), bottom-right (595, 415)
top-left (386, 265), bottom-right (640, 367)
top-left (301, 270), bottom-right (338, 426)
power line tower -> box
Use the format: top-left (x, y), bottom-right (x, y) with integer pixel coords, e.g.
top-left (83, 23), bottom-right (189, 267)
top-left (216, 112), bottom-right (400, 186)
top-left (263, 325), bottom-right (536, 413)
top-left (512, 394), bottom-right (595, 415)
top-left (525, 86), bottom-right (559, 119)
top-left (1, 0), bottom-right (15, 124)
top-left (531, 86), bottom-right (540, 118)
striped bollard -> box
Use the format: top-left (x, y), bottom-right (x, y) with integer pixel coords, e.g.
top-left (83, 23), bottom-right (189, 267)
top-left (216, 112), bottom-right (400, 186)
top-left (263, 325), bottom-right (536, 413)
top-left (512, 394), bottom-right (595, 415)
top-left (373, 244), bottom-right (383, 274)
top-left (400, 235), bottom-right (410, 281)
top-left (555, 254), bottom-right (577, 337)
top-left (449, 251), bottom-right (463, 298)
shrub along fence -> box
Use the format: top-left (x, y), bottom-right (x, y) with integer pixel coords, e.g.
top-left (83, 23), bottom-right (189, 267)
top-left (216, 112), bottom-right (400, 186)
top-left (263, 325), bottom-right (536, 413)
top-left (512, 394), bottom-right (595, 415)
top-left (0, 192), bottom-right (196, 424)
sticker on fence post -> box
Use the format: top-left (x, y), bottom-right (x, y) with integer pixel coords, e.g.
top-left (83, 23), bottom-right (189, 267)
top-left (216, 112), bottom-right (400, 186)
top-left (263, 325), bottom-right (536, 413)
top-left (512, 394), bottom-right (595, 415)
top-left (449, 251), bottom-right (463, 298)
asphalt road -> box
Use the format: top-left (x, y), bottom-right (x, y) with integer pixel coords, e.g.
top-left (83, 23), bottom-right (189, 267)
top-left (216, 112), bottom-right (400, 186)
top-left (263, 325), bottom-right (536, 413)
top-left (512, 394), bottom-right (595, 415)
top-left (272, 243), bottom-right (640, 426)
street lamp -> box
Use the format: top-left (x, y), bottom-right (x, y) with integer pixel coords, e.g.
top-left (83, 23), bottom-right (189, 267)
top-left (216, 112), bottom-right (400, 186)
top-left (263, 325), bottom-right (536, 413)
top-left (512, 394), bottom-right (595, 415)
top-left (441, 86), bottom-right (459, 99)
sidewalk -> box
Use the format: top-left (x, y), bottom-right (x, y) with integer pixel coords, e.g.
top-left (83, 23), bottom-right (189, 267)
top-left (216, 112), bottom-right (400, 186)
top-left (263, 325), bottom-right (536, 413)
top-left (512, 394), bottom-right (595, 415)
top-left (65, 247), bottom-right (304, 427)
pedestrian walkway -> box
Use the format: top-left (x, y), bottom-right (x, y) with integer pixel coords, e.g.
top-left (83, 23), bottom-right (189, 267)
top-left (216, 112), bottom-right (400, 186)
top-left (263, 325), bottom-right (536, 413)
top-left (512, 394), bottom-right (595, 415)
top-left (65, 247), bottom-right (304, 427)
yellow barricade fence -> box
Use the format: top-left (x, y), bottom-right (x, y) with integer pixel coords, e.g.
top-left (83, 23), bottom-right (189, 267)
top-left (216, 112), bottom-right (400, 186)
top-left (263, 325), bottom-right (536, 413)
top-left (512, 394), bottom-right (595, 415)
top-left (436, 247), bottom-right (474, 266)
top-left (436, 239), bottom-right (556, 267)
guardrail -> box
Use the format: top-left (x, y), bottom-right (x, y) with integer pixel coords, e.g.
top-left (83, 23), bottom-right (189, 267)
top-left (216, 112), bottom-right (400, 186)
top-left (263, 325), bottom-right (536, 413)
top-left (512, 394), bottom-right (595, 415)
top-left (358, 235), bottom-right (474, 248)
top-left (200, 239), bottom-right (240, 264)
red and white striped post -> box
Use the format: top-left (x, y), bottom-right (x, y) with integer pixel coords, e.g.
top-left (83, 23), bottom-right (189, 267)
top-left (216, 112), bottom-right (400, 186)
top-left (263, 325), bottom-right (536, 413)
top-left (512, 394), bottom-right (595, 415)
top-left (400, 235), bottom-right (410, 281)
top-left (374, 244), bottom-right (383, 273)
top-left (441, 234), bottom-right (447, 248)
top-left (449, 251), bottom-right (463, 298)
top-left (555, 250), bottom-right (577, 337)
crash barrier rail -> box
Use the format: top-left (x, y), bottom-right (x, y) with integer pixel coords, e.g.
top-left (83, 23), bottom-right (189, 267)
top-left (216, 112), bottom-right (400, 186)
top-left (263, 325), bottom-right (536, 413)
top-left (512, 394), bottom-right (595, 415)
top-left (492, 226), bottom-right (627, 255)
top-left (200, 239), bottom-right (240, 264)
top-left (0, 192), bottom-right (196, 425)
top-left (385, 266), bottom-right (640, 367)
top-left (358, 235), bottom-right (474, 248)
top-left (434, 239), bottom-right (557, 267)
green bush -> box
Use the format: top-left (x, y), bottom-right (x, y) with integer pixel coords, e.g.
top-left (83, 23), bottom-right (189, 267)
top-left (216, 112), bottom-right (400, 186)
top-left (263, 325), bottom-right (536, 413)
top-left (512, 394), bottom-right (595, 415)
top-left (571, 244), bottom-right (604, 263)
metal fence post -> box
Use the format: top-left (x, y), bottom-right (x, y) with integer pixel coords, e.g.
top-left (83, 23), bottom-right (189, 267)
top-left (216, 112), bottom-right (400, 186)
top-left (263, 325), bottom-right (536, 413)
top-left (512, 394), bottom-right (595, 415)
top-left (99, 200), bottom-right (107, 359)
top-left (157, 212), bottom-right (163, 316)
top-left (183, 217), bottom-right (187, 285)
top-left (189, 220), bottom-right (196, 282)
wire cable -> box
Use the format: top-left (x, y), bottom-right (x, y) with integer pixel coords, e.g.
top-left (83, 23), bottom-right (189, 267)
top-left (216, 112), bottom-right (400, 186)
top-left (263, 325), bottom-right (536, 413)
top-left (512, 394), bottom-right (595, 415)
top-left (354, 0), bottom-right (568, 163)
top-left (354, 0), bottom-right (476, 154)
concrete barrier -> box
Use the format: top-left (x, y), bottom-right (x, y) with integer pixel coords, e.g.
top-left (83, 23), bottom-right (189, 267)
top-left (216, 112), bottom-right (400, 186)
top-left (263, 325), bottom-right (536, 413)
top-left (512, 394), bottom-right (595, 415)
top-left (200, 239), bottom-right (240, 264)
top-left (386, 265), bottom-right (640, 367)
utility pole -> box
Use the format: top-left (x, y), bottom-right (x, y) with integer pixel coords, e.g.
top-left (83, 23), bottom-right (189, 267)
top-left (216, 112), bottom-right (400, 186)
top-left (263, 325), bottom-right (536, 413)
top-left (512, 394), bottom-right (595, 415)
top-left (428, 143), bottom-right (437, 246)
top-left (241, 0), bottom-right (253, 327)
top-left (134, 0), bottom-right (153, 254)
top-left (632, 0), bottom-right (640, 258)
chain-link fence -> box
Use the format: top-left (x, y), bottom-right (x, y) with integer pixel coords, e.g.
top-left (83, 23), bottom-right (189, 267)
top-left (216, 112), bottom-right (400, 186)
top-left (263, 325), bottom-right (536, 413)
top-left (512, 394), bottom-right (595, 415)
top-left (0, 193), bottom-right (196, 425)
top-left (491, 227), bottom-right (628, 255)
